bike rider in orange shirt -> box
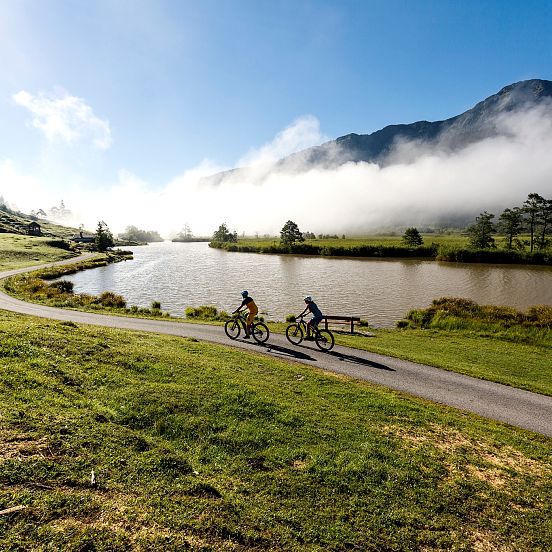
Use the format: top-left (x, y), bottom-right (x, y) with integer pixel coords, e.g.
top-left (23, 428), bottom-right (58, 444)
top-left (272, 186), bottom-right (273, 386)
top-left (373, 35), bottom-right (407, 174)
top-left (232, 290), bottom-right (258, 339)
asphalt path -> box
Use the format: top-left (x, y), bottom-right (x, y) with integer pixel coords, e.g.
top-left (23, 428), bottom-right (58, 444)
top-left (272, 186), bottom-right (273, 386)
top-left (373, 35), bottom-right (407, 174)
top-left (1, 255), bottom-right (551, 438)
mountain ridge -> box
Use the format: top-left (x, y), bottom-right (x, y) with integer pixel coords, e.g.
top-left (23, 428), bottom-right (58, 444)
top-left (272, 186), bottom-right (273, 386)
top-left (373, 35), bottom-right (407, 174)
top-left (203, 79), bottom-right (552, 184)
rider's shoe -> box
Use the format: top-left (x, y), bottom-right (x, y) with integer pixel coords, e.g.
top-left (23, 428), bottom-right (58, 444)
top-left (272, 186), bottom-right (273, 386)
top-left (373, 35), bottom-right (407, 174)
top-left (304, 336), bottom-right (314, 341)
top-left (243, 334), bottom-right (251, 339)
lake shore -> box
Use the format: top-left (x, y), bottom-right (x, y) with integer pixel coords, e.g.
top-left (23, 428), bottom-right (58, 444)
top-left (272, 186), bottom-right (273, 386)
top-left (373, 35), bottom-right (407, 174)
top-left (209, 237), bottom-right (552, 265)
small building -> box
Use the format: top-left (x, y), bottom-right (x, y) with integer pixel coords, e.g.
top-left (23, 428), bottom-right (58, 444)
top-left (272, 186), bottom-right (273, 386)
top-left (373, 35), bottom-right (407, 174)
top-left (27, 222), bottom-right (41, 236)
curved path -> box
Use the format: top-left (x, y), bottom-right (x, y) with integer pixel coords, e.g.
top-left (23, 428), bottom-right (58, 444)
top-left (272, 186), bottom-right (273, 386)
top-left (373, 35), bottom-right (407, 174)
top-left (1, 255), bottom-right (552, 438)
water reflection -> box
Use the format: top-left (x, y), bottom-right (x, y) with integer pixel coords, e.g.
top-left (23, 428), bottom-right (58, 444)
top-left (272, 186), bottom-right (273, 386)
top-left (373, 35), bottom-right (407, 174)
top-left (61, 242), bottom-right (552, 327)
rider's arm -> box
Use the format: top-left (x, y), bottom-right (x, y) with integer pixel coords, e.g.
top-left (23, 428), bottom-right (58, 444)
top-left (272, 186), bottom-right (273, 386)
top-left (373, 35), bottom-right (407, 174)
top-left (298, 306), bottom-right (308, 317)
top-left (233, 298), bottom-right (248, 314)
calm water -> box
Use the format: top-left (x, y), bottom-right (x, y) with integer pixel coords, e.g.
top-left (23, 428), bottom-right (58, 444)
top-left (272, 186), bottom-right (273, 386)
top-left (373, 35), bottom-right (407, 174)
top-left (61, 241), bottom-right (552, 327)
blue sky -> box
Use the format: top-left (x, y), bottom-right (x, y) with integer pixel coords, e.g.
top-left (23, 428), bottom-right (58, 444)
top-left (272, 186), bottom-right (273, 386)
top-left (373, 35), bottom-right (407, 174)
top-left (1, 0), bottom-right (552, 234)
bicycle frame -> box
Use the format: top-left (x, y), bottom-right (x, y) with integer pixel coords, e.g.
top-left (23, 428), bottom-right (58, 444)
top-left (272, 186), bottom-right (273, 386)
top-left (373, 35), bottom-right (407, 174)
top-left (286, 315), bottom-right (334, 351)
top-left (225, 311), bottom-right (270, 344)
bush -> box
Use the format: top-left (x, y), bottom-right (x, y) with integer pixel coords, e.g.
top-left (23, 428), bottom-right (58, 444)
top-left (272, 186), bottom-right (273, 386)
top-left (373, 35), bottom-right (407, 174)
top-left (49, 280), bottom-right (74, 294)
top-left (97, 291), bottom-right (126, 308)
top-left (402, 297), bottom-right (552, 345)
top-left (151, 301), bottom-right (161, 310)
top-left (285, 314), bottom-right (296, 323)
top-left (185, 305), bottom-right (229, 321)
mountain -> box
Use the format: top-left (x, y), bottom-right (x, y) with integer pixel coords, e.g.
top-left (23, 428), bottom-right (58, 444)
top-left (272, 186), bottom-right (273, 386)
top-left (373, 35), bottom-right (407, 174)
top-left (203, 79), bottom-right (552, 184)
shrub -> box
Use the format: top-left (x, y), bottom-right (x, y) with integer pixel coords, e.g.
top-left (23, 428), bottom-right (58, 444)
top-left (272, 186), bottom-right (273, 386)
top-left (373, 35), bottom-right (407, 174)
top-left (285, 314), bottom-right (296, 322)
top-left (185, 305), bottom-right (229, 321)
top-left (97, 291), bottom-right (126, 308)
top-left (526, 305), bottom-right (552, 327)
top-left (402, 297), bottom-right (552, 345)
top-left (49, 280), bottom-right (74, 294)
top-left (151, 301), bottom-right (161, 310)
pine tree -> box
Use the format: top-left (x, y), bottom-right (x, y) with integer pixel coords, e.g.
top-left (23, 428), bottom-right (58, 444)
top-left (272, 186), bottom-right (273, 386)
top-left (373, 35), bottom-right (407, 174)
top-left (280, 220), bottom-right (304, 246)
top-left (467, 212), bottom-right (495, 249)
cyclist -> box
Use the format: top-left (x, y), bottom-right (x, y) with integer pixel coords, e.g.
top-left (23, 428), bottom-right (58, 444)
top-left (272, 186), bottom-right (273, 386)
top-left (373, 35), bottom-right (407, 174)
top-left (298, 296), bottom-right (323, 340)
top-left (233, 290), bottom-right (258, 339)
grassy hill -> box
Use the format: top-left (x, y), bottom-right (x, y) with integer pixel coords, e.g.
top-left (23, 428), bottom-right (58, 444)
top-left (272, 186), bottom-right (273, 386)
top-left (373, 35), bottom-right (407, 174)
top-left (0, 310), bottom-right (550, 550)
top-left (0, 205), bottom-right (80, 239)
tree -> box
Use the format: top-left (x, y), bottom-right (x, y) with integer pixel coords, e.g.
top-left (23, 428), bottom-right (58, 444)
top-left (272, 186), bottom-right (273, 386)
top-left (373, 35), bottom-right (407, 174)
top-left (280, 220), bottom-right (304, 246)
top-left (402, 227), bottom-right (423, 246)
top-left (467, 211), bottom-right (495, 249)
top-left (119, 225), bottom-right (163, 243)
top-left (212, 222), bottom-right (237, 243)
top-left (522, 193), bottom-right (543, 253)
top-left (498, 207), bottom-right (523, 249)
top-left (95, 221), bottom-right (114, 252)
top-left (536, 197), bottom-right (552, 250)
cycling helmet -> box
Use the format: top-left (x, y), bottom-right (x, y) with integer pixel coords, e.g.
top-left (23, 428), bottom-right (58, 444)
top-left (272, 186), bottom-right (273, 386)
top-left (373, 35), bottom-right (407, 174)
top-left (304, 295), bottom-right (312, 302)
top-left (241, 290), bottom-right (249, 297)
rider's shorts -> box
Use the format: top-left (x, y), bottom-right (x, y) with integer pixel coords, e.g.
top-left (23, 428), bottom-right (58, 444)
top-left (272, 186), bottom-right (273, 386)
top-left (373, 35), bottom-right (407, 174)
top-left (310, 315), bottom-right (323, 327)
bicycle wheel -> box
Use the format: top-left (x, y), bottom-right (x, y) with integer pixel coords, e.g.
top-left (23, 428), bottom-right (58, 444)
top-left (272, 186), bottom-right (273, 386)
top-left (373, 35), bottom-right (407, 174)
top-left (224, 319), bottom-right (241, 340)
top-left (315, 329), bottom-right (334, 351)
top-left (252, 322), bottom-right (269, 344)
top-left (285, 324), bottom-right (304, 345)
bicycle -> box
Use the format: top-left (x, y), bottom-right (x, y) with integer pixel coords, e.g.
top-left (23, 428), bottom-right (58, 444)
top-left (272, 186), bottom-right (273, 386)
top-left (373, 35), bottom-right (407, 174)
top-left (224, 311), bottom-right (270, 344)
top-left (285, 315), bottom-right (335, 351)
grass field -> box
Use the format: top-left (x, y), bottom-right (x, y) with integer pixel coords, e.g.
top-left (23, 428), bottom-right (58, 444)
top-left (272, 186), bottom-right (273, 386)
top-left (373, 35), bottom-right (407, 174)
top-left (212, 234), bottom-right (552, 265)
top-left (1, 310), bottom-right (551, 550)
top-left (235, 234), bottom-right (471, 249)
top-left (0, 234), bottom-right (78, 271)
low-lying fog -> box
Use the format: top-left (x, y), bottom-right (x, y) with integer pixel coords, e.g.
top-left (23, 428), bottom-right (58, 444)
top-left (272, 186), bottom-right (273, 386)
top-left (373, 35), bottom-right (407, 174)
top-left (3, 106), bottom-right (552, 237)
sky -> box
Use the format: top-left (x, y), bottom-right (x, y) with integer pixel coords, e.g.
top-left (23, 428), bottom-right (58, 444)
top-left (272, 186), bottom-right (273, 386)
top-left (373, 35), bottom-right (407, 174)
top-left (1, 0), bottom-right (552, 236)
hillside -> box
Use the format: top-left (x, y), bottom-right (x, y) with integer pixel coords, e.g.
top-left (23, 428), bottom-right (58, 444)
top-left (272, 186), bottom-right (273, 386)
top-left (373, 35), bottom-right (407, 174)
top-left (0, 204), bottom-right (80, 239)
top-left (203, 79), bottom-right (552, 185)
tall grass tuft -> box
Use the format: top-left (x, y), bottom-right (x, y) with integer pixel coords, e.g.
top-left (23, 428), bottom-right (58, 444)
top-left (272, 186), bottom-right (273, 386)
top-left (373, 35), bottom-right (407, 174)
top-left (400, 297), bottom-right (552, 346)
top-left (185, 305), bottom-right (229, 321)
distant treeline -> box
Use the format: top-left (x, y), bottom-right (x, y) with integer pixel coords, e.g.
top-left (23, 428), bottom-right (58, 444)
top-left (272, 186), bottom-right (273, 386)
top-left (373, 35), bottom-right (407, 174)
top-left (209, 241), bottom-right (552, 265)
top-left (118, 226), bottom-right (163, 243)
top-left (172, 237), bottom-right (211, 242)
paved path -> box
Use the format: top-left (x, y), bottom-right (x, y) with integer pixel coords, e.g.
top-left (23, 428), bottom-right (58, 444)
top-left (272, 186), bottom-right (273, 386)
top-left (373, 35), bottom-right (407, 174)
top-left (1, 255), bottom-right (551, 438)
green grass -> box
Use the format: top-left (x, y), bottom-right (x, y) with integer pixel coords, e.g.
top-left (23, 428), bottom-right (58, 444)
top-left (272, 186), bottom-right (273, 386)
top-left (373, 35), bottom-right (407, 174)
top-left (334, 328), bottom-right (552, 396)
top-left (0, 310), bottom-right (551, 550)
top-left (0, 206), bottom-right (81, 239)
top-left (0, 234), bottom-right (78, 271)
top-left (235, 234), bottom-right (471, 249)
top-left (212, 234), bottom-right (551, 265)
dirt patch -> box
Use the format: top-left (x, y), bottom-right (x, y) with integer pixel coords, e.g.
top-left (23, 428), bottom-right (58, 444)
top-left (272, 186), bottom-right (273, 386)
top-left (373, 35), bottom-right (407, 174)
top-left (471, 529), bottom-right (514, 551)
top-left (0, 432), bottom-right (52, 461)
top-left (380, 423), bottom-right (549, 484)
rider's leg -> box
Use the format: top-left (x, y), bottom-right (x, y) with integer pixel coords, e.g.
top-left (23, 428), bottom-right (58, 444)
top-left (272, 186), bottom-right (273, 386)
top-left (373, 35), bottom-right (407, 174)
top-left (305, 320), bottom-right (315, 340)
top-left (246, 311), bottom-right (255, 337)
top-left (309, 316), bottom-right (322, 339)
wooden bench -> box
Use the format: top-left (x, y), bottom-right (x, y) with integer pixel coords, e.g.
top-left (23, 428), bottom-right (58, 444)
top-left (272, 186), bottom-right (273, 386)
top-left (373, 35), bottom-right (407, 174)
top-left (322, 315), bottom-right (361, 334)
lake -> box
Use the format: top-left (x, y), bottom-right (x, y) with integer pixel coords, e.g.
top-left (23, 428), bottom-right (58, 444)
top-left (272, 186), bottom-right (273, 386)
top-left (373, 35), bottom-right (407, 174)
top-left (61, 241), bottom-right (552, 327)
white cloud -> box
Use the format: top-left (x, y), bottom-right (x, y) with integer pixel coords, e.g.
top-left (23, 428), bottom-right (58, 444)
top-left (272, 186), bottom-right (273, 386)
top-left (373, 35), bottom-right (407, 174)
top-left (13, 89), bottom-right (112, 150)
top-left (238, 115), bottom-right (328, 166)
top-left (2, 108), bottom-right (552, 238)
